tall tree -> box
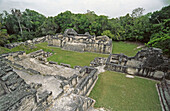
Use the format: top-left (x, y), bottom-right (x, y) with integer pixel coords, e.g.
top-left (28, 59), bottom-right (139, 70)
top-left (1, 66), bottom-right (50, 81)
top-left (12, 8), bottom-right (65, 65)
top-left (131, 7), bottom-right (145, 18)
top-left (11, 9), bottom-right (23, 38)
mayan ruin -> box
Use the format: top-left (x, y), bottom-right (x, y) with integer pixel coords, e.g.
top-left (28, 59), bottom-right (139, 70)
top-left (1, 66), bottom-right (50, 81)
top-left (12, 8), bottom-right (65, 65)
top-left (0, 3), bottom-right (170, 111)
top-left (0, 28), bottom-right (169, 111)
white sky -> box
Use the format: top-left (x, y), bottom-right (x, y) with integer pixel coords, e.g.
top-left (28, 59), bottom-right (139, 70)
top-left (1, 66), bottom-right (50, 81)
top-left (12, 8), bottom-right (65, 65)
top-left (0, 0), bottom-right (169, 18)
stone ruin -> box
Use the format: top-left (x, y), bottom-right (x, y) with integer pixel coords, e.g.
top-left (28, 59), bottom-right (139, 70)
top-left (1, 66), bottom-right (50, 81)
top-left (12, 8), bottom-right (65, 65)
top-left (0, 50), bottom-right (102, 111)
top-left (5, 29), bottom-right (112, 54)
top-left (91, 47), bottom-right (170, 80)
top-left (90, 47), bottom-right (170, 111)
top-left (5, 36), bottom-right (52, 49)
top-left (48, 29), bottom-right (112, 54)
top-left (157, 78), bottom-right (170, 111)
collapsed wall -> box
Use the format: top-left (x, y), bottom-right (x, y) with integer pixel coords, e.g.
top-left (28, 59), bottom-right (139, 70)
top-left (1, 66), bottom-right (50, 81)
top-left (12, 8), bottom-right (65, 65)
top-left (48, 29), bottom-right (112, 54)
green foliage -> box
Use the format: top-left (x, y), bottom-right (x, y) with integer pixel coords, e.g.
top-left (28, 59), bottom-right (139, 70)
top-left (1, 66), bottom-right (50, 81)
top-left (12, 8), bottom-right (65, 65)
top-left (0, 23), bottom-right (9, 46)
top-left (0, 5), bottom-right (169, 55)
top-left (36, 17), bottom-right (58, 36)
top-left (101, 30), bottom-right (115, 39)
top-left (112, 41), bottom-right (142, 56)
top-left (147, 17), bottom-right (170, 57)
top-left (147, 34), bottom-right (170, 56)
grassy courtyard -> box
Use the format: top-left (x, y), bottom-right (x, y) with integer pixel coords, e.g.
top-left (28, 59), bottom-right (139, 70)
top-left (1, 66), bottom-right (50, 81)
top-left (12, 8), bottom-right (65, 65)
top-left (89, 71), bottom-right (161, 111)
top-left (0, 41), bottom-right (141, 67)
top-left (112, 41), bottom-right (142, 56)
top-left (0, 42), bottom-right (108, 67)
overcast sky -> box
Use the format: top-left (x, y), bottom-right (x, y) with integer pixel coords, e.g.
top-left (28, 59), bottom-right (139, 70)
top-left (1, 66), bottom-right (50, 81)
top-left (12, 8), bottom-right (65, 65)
top-left (0, 0), bottom-right (169, 18)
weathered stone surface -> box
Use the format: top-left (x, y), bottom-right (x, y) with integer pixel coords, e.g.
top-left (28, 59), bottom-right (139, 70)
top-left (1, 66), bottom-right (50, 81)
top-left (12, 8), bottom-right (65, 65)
top-left (157, 79), bottom-right (170, 111)
top-left (64, 28), bottom-right (78, 36)
top-left (48, 29), bottom-right (112, 54)
top-left (5, 35), bottom-right (52, 49)
top-left (102, 47), bottom-right (170, 80)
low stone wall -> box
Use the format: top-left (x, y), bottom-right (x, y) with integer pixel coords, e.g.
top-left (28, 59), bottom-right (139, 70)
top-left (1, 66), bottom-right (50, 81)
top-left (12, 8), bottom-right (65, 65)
top-left (29, 49), bottom-right (52, 59)
top-left (60, 63), bottom-right (71, 68)
top-left (74, 67), bottom-right (98, 96)
top-left (90, 57), bottom-right (107, 67)
top-left (73, 95), bottom-right (95, 111)
top-left (5, 35), bottom-right (53, 49)
top-left (157, 79), bottom-right (170, 111)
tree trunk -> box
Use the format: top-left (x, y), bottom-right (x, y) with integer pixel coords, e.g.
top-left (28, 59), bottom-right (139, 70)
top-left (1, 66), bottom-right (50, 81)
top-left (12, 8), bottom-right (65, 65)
top-left (18, 19), bottom-right (23, 38)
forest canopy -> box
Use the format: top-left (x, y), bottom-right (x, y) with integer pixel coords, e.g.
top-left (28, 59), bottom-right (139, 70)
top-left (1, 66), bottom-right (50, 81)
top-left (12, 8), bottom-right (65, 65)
top-left (0, 5), bottom-right (170, 56)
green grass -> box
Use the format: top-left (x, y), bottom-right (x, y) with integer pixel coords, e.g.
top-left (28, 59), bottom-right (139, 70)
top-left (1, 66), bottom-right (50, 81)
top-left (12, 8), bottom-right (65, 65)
top-left (0, 46), bottom-right (10, 54)
top-left (0, 41), bottom-right (141, 67)
top-left (89, 71), bottom-right (161, 111)
top-left (112, 41), bottom-right (142, 56)
top-left (0, 42), bottom-right (108, 67)
top-left (36, 43), bottom-right (109, 67)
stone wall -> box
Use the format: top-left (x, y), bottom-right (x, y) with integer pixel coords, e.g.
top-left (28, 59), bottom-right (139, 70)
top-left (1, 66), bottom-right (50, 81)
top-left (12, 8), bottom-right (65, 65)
top-left (5, 35), bottom-right (52, 49)
top-left (90, 57), bottom-right (107, 67)
top-left (75, 67), bottom-right (98, 96)
top-left (90, 47), bottom-right (170, 80)
top-left (48, 29), bottom-right (112, 54)
top-left (157, 79), bottom-right (170, 111)
top-left (5, 29), bottom-right (112, 54)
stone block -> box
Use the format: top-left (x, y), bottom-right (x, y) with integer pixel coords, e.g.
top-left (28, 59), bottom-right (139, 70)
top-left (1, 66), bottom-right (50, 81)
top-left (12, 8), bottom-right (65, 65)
top-left (126, 67), bottom-right (137, 75)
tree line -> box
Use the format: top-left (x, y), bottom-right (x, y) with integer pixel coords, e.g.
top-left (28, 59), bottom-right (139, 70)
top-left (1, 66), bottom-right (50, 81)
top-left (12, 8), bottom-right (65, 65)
top-left (0, 5), bottom-right (169, 56)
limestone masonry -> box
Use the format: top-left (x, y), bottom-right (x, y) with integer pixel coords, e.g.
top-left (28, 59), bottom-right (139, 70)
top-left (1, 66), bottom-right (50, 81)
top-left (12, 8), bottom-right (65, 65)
top-left (0, 50), bottom-right (99, 111)
top-left (48, 29), bottom-right (112, 54)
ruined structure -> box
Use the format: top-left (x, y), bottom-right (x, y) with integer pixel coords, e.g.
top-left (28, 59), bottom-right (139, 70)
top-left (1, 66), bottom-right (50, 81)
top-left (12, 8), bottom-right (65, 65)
top-left (48, 29), bottom-right (112, 54)
top-left (91, 47), bottom-right (170, 80)
top-left (0, 50), bottom-right (100, 111)
top-left (5, 29), bottom-right (112, 54)
top-left (157, 79), bottom-right (170, 111)
top-left (5, 36), bottom-right (52, 49)
top-left (0, 54), bottom-right (52, 111)
top-left (2, 35), bottom-right (170, 111)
